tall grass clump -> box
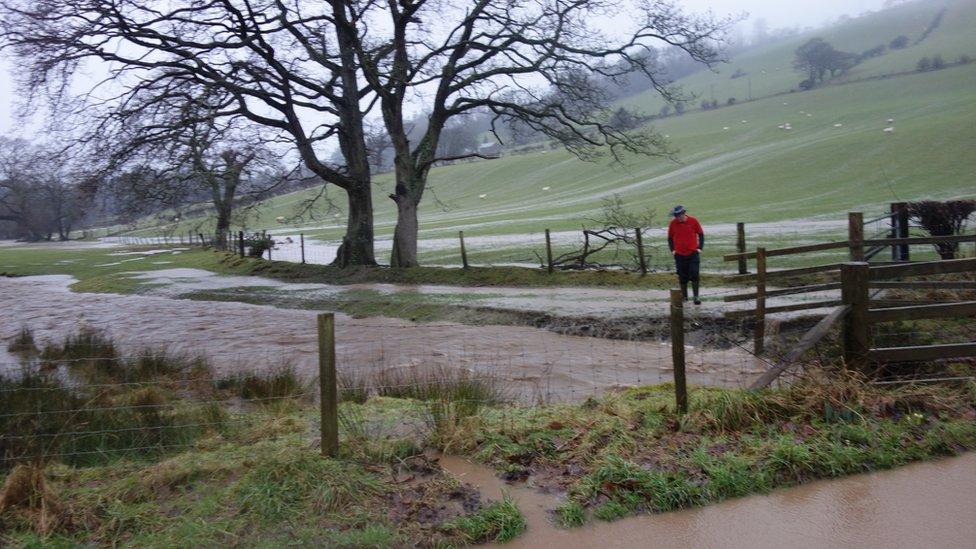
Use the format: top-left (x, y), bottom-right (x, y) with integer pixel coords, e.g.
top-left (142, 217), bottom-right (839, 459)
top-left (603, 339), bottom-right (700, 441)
top-left (0, 368), bottom-right (227, 469)
top-left (375, 366), bottom-right (509, 448)
top-left (1, 328), bottom-right (247, 470)
top-left (8, 327), bottom-right (37, 355)
top-left (215, 364), bottom-right (308, 406)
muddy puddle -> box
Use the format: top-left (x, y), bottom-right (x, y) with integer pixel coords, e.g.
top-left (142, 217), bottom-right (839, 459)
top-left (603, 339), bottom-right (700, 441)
top-left (1, 275), bottom-right (766, 399)
top-left (439, 453), bottom-right (976, 548)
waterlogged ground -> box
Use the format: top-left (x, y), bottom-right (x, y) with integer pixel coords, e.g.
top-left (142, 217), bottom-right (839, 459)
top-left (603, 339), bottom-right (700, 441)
top-left (128, 266), bottom-right (838, 321)
top-left (442, 453), bottom-right (976, 549)
top-left (0, 275), bottom-right (767, 399)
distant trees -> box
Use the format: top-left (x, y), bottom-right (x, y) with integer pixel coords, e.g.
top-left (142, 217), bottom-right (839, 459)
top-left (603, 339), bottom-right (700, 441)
top-left (858, 45), bottom-right (887, 62)
top-left (908, 200), bottom-right (976, 259)
top-left (793, 38), bottom-right (858, 88)
top-left (608, 108), bottom-right (647, 132)
top-left (0, 139), bottom-right (90, 241)
top-left (890, 35), bottom-right (910, 50)
top-left (917, 55), bottom-right (946, 72)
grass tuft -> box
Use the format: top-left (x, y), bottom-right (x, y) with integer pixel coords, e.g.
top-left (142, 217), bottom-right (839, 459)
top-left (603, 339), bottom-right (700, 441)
top-left (442, 496), bottom-right (526, 544)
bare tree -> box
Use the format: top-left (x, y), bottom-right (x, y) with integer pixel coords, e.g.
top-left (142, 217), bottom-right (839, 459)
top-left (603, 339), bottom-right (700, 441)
top-left (93, 87), bottom-right (284, 247)
top-left (345, 0), bottom-right (733, 266)
top-left (545, 195), bottom-right (658, 270)
top-left (0, 0), bottom-right (377, 265)
top-left (0, 138), bottom-right (88, 241)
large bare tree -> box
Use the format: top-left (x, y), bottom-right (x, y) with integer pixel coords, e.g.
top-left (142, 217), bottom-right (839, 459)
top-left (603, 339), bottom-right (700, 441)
top-left (0, 0), bottom-right (378, 265)
top-left (346, 0), bottom-right (733, 266)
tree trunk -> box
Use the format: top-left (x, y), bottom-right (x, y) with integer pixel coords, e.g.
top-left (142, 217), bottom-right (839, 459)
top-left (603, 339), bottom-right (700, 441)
top-left (333, 184), bottom-right (377, 267)
top-left (390, 197), bottom-right (419, 268)
top-left (215, 203), bottom-right (232, 249)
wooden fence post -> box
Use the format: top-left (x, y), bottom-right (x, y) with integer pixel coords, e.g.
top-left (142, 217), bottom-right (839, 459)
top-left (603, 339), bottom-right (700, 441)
top-left (848, 212), bottom-right (864, 261)
top-left (238, 230), bottom-right (245, 258)
top-left (545, 229), bottom-right (554, 274)
top-left (459, 231), bottom-right (469, 270)
top-left (318, 313), bottom-right (339, 457)
top-left (300, 233), bottom-right (306, 264)
top-left (754, 247), bottom-right (767, 355)
top-left (670, 289), bottom-right (688, 414)
top-left (635, 228), bottom-right (647, 275)
top-left (840, 262), bottom-right (871, 370)
top-left (890, 202), bottom-right (909, 261)
top-left (736, 222), bottom-right (747, 274)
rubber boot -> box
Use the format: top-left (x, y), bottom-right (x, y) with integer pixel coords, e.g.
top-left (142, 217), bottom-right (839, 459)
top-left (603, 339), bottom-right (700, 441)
top-left (680, 281), bottom-right (689, 301)
top-left (692, 281), bottom-right (701, 305)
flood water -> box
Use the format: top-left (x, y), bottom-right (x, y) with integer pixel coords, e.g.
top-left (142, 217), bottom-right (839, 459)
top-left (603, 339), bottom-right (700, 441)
top-left (440, 452), bottom-right (976, 548)
top-left (0, 275), bottom-right (765, 399)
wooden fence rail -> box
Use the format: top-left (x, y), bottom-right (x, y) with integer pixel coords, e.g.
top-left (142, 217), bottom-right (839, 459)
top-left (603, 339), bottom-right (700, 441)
top-left (750, 305), bottom-right (851, 389)
top-left (867, 301), bottom-right (976, 323)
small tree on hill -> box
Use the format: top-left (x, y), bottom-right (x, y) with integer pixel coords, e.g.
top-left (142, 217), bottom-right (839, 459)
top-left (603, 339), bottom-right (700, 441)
top-left (890, 35), bottom-right (909, 50)
top-left (793, 38), bottom-right (857, 87)
top-left (907, 200), bottom-right (976, 259)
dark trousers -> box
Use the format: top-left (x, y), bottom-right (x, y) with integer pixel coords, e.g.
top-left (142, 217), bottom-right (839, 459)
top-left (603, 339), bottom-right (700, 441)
top-left (674, 253), bottom-right (700, 299)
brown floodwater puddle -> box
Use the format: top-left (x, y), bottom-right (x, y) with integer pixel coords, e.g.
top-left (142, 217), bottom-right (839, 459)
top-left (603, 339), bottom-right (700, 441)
top-left (1, 275), bottom-right (766, 399)
top-left (439, 452), bottom-right (976, 548)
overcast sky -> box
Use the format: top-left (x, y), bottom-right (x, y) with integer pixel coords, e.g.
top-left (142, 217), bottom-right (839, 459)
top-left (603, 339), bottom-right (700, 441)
top-left (0, 0), bottom-right (892, 138)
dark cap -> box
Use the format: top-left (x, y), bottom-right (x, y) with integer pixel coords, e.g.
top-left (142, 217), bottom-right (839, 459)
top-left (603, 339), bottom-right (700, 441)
top-left (671, 205), bottom-right (687, 216)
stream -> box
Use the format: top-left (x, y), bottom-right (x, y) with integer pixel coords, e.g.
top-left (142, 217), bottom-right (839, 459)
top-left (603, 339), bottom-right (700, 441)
top-left (439, 452), bottom-right (976, 548)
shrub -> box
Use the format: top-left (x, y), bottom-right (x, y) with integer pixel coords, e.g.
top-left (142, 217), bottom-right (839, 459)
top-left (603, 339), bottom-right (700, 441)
top-left (959, 55), bottom-right (972, 65)
top-left (931, 54), bottom-right (945, 70)
top-left (917, 57), bottom-right (932, 72)
top-left (907, 200), bottom-right (976, 259)
top-left (244, 233), bottom-right (274, 258)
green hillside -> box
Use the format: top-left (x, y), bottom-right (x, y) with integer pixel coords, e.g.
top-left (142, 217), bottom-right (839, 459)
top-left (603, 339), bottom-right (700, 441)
top-left (622, 0), bottom-right (976, 114)
top-left (126, 0), bottom-right (976, 266)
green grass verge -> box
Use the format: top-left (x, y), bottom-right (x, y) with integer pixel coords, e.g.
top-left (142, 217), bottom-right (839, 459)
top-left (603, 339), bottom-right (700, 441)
top-left (0, 246), bottom-right (730, 291)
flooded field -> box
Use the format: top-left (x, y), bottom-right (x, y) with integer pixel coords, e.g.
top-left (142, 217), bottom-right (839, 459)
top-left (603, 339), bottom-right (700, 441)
top-left (441, 452), bottom-right (976, 549)
top-left (1, 275), bottom-right (767, 400)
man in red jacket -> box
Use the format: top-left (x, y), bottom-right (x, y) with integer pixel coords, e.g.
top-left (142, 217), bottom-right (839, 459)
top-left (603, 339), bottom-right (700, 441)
top-left (667, 205), bottom-right (704, 304)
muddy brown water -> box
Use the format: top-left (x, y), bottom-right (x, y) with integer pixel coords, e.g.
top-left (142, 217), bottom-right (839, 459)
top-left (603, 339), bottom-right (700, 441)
top-left (440, 453), bottom-right (976, 548)
top-left (1, 275), bottom-right (765, 399)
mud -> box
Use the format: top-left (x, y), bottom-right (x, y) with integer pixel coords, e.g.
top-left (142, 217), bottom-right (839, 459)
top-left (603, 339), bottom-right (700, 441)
top-left (439, 453), bottom-right (976, 548)
top-left (1, 275), bottom-right (766, 399)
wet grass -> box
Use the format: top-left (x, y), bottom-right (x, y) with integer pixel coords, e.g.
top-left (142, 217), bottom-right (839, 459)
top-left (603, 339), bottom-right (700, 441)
top-left (0, 245), bottom-right (731, 291)
top-left (442, 497), bottom-right (526, 544)
top-left (0, 331), bottom-right (527, 547)
top-left (447, 370), bottom-right (976, 527)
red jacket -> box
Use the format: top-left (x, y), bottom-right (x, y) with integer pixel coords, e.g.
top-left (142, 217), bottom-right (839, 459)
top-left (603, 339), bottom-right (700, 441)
top-left (668, 215), bottom-right (704, 256)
